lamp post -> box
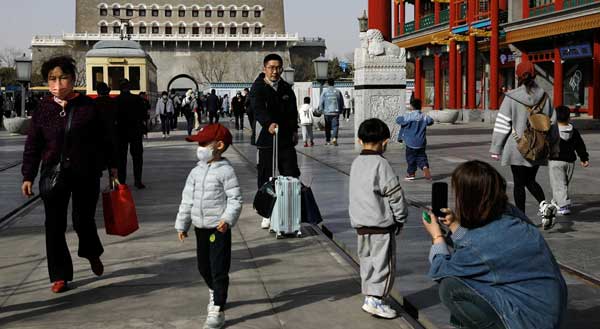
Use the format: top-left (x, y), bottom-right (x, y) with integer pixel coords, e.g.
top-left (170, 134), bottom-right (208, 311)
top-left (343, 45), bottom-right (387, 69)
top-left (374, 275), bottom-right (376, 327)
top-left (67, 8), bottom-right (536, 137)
top-left (282, 67), bottom-right (295, 86)
top-left (15, 54), bottom-right (32, 118)
top-left (358, 10), bottom-right (369, 33)
top-left (312, 55), bottom-right (329, 101)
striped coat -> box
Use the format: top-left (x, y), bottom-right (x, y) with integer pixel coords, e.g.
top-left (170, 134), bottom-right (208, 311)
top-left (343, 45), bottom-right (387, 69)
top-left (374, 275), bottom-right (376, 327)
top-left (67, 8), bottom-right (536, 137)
top-left (489, 84), bottom-right (557, 167)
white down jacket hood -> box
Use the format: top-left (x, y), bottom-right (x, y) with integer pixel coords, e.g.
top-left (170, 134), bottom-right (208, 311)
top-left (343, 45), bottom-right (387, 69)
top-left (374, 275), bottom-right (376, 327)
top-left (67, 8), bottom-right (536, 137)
top-left (175, 158), bottom-right (243, 232)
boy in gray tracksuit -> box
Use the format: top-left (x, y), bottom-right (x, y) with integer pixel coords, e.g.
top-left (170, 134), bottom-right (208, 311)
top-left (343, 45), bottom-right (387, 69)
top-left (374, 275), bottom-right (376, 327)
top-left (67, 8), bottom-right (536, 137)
top-left (349, 118), bottom-right (408, 319)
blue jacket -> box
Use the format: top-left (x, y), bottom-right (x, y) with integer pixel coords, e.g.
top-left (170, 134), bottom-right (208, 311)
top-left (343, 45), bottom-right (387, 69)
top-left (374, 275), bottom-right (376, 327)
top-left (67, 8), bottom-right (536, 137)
top-left (319, 86), bottom-right (344, 116)
top-left (429, 206), bottom-right (567, 329)
top-left (396, 110), bottom-right (433, 149)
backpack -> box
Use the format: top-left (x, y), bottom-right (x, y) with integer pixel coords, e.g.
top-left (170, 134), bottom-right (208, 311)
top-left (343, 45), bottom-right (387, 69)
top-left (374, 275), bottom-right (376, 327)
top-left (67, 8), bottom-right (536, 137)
top-left (514, 93), bottom-right (551, 161)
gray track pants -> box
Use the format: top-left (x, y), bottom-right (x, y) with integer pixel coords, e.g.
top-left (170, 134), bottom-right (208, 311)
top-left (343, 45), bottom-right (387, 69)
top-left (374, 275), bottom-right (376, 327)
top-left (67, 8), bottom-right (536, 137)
top-left (549, 160), bottom-right (575, 207)
top-left (358, 233), bottom-right (396, 297)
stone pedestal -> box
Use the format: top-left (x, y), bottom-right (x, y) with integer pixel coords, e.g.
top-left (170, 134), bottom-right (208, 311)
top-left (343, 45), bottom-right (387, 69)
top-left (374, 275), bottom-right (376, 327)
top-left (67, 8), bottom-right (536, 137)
top-left (353, 29), bottom-right (407, 149)
top-left (3, 117), bottom-right (31, 135)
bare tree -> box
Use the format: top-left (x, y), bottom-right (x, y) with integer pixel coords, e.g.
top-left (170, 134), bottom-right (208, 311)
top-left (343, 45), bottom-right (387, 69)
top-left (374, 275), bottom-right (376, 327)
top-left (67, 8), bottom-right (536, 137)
top-left (191, 53), bottom-right (230, 84)
top-left (0, 48), bottom-right (25, 68)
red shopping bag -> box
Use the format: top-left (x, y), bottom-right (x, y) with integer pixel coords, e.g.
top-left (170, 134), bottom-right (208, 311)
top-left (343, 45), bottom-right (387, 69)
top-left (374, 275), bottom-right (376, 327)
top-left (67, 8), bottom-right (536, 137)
top-left (102, 182), bottom-right (139, 236)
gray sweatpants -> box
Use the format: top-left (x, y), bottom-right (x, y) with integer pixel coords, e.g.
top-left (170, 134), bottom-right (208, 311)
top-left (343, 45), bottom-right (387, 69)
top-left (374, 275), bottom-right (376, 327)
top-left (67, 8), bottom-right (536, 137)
top-left (549, 160), bottom-right (575, 207)
top-left (357, 233), bottom-right (396, 297)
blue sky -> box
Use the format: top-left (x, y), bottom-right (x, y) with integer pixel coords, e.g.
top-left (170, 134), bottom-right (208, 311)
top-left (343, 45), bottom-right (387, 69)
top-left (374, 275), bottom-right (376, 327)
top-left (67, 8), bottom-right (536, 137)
top-left (0, 0), bottom-right (369, 59)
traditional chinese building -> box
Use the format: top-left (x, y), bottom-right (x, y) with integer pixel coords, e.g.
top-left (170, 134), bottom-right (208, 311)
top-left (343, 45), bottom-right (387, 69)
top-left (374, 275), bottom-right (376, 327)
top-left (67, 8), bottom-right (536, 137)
top-left (367, 0), bottom-right (600, 119)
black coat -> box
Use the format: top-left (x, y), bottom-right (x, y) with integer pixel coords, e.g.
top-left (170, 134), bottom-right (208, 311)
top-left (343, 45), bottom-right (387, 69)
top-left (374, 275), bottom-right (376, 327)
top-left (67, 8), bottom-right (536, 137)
top-left (115, 91), bottom-right (146, 138)
top-left (249, 73), bottom-right (298, 148)
top-left (207, 94), bottom-right (219, 113)
top-left (232, 96), bottom-right (245, 115)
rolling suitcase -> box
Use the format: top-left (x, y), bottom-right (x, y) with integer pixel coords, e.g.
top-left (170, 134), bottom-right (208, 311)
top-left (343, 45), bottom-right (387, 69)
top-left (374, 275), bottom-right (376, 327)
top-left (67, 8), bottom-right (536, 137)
top-left (269, 129), bottom-right (302, 239)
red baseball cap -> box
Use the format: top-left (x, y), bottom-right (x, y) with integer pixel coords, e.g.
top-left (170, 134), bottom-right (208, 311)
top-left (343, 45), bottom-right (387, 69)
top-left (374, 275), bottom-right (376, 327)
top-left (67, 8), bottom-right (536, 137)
top-left (185, 123), bottom-right (232, 146)
top-left (516, 60), bottom-right (535, 80)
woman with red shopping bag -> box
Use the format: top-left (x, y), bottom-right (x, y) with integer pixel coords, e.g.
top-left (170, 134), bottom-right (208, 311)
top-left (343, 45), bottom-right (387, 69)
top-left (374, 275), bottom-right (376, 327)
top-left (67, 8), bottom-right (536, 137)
top-left (21, 56), bottom-right (119, 293)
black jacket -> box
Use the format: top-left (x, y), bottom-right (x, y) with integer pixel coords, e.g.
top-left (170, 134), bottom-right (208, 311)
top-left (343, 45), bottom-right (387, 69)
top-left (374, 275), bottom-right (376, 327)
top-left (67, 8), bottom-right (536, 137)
top-left (549, 126), bottom-right (589, 163)
top-left (250, 73), bottom-right (298, 148)
top-left (207, 94), bottom-right (219, 113)
top-left (115, 91), bottom-right (146, 138)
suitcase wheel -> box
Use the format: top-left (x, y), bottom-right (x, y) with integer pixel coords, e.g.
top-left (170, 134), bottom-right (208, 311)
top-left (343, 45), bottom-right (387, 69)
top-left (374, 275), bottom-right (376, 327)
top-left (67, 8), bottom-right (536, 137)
top-left (276, 233), bottom-right (284, 239)
top-left (296, 231), bottom-right (303, 238)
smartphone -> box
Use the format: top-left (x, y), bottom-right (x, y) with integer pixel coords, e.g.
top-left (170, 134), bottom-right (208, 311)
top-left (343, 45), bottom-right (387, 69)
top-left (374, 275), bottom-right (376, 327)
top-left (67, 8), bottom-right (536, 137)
top-left (422, 211), bottom-right (432, 224)
top-left (431, 182), bottom-right (448, 218)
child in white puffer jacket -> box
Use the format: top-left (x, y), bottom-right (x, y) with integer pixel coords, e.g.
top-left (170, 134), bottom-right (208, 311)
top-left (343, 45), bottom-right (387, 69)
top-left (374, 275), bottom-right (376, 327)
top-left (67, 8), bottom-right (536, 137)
top-left (298, 96), bottom-right (315, 147)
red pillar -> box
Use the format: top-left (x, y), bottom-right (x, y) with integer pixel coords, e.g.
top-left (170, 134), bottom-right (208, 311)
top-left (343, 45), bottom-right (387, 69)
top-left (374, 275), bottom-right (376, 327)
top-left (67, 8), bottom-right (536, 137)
top-left (399, 0), bottom-right (405, 35)
top-left (490, 0), bottom-right (499, 110)
top-left (415, 0), bottom-right (421, 31)
top-left (553, 46), bottom-right (563, 107)
top-left (434, 1), bottom-right (441, 24)
top-left (415, 56), bottom-right (423, 100)
top-left (467, 0), bottom-right (476, 110)
top-left (592, 29), bottom-right (600, 119)
top-left (449, 41), bottom-right (457, 109)
top-left (522, 0), bottom-right (529, 18)
top-left (394, 0), bottom-right (400, 37)
top-left (434, 53), bottom-right (442, 110)
top-left (555, 0), bottom-right (564, 10)
top-left (456, 49), bottom-right (463, 109)
top-left (368, 0), bottom-right (392, 41)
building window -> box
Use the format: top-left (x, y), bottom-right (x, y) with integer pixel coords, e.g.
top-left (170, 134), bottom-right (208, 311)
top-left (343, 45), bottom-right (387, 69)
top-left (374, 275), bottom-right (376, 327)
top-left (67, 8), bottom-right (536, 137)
top-left (179, 26), bottom-right (186, 34)
top-left (230, 10), bottom-right (236, 17)
top-left (129, 67), bottom-right (141, 90)
top-left (100, 8), bottom-right (107, 16)
top-left (205, 26), bottom-right (212, 34)
top-left (205, 10), bottom-right (212, 17)
top-left (165, 26), bottom-right (172, 34)
top-left (218, 26), bottom-right (225, 34)
top-left (108, 67), bottom-right (125, 90)
top-left (165, 9), bottom-right (172, 17)
top-left (139, 9), bottom-right (146, 16)
top-left (127, 26), bottom-right (134, 34)
top-left (152, 26), bottom-right (159, 34)
top-left (217, 10), bottom-right (224, 17)
top-left (113, 8), bottom-right (120, 16)
top-left (254, 27), bottom-right (262, 34)
top-left (192, 26), bottom-right (200, 34)
top-left (139, 26), bottom-right (147, 34)
top-left (230, 27), bottom-right (237, 35)
top-left (192, 10), bottom-right (199, 17)
top-left (152, 9), bottom-right (159, 16)
top-left (179, 9), bottom-right (185, 17)
top-left (100, 25), bottom-right (108, 33)
top-left (113, 25), bottom-right (121, 33)
top-left (126, 9), bottom-right (133, 16)
top-left (92, 66), bottom-right (104, 90)
top-left (242, 10), bottom-right (249, 17)
top-left (254, 10), bottom-right (261, 18)
top-left (242, 27), bottom-right (249, 34)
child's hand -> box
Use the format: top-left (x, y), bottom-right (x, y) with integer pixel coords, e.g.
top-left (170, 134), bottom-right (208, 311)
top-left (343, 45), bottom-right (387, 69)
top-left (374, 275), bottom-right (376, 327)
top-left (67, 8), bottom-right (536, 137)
top-left (216, 220), bottom-right (229, 233)
top-left (581, 161), bottom-right (589, 168)
top-left (178, 231), bottom-right (188, 242)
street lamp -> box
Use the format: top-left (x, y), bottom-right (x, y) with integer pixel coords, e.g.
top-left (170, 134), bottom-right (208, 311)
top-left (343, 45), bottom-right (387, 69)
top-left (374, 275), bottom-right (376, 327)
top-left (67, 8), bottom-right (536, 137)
top-left (15, 54), bottom-right (32, 118)
top-left (358, 10), bottom-right (369, 33)
top-left (312, 55), bottom-right (330, 98)
top-left (282, 67), bottom-right (295, 86)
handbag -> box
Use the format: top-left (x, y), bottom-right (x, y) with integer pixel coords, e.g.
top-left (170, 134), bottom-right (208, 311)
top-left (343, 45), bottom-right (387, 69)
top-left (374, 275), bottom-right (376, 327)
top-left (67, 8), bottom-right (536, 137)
top-left (300, 184), bottom-right (323, 225)
top-left (39, 105), bottom-right (74, 198)
top-left (253, 129), bottom-right (280, 218)
top-left (102, 179), bottom-right (139, 236)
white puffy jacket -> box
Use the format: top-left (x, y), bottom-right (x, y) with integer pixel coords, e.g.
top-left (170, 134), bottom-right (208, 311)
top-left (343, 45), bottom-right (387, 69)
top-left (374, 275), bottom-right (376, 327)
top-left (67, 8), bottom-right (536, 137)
top-left (175, 159), bottom-right (243, 232)
top-left (298, 104), bottom-right (314, 125)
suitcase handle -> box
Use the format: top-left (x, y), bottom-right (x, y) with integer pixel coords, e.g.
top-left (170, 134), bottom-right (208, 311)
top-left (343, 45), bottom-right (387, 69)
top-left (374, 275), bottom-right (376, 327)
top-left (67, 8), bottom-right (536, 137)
top-left (272, 128), bottom-right (278, 178)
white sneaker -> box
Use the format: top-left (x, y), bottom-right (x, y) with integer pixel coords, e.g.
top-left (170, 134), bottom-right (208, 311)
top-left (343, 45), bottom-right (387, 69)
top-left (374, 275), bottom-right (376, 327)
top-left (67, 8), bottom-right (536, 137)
top-left (207, 289), bottom-right (214, 312)
top-left (162, 134), bottom-right (166, 139)
top-left (539, 201), bottom-right (557, 230)
top-left (261, 217), bottom-right (271, 229)
top-left (203, 305), bottom-right (225, 329)
top-left (361, 296), bottom-right (397, 319)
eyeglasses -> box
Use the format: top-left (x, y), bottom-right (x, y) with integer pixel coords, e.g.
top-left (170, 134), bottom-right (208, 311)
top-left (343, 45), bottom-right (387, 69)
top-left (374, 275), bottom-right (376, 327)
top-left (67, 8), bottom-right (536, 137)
top-left (265, 66), bottom-right (282, 72)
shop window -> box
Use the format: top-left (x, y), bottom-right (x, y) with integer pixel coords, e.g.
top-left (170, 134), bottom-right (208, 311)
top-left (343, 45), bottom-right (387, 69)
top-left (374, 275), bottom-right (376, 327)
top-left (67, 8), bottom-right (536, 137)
top-left (205, 26), bottom-right (212, 34)
top-left (254, 27), bottom-right (262, 34)
top-left (242, 27), bottom-right (249, 34)
top-left (100, 8), bottom-right (107, 16)
top-left (205, 10), bottom-right (212, 17)
top-left (92, 67), bottom-right (104, 90)
top-left (564, 61), bottom-right (591, 108)
top-left (192, 10), bottom-right (199, 17)
top-left (192, 26), bottom-right (200, 34)
top-left (230, 10), bottom-right (236, 17)
top-left (179, 10), bottom-right (185, 17)
top-left (108, 67), bottom-right (125, 90)
top-left (100, 25), bottom-right (108, 34)
top-left (165, 26), bottom-right (172, 34)
top-left (139, 26), bottom-right (147, 34)
top-left (152, 9), bottom-right (159, 16)
top-left (129, 67), bottom-right (141, 90)
top-left (254, 10), bottom-right (261, 18)
top-left (152, 26), bottom-right (159, 34)
top-left (218, 26), bottom-right (225, 34)
top-left (139, 9), bottom-right (146, 16)
top-left (165, 9), bottom-right (172, 17)
top-left (113, 8), bottom-right (120, 16)
top-left (230, 27), bottom-right (237, 35)
top-left (242, 10), bottom-right (249, 17)
top-left (179, 26), bottom-right (186, 34)
top-left (126, 9), bottom-right (133, 16)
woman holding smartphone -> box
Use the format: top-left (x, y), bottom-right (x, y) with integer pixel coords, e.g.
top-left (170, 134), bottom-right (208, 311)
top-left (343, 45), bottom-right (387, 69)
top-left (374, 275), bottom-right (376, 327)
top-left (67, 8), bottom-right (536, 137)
top-left (422, 160), bottom-right (566, 329)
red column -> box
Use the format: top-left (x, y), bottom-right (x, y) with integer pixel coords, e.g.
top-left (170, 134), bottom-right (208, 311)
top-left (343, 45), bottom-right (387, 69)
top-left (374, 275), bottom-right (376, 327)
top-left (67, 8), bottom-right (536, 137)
top-left (522, 0), bottom-right (529, 18)
top-left (449, 41), bottom-right (457, 109)
top-left (553, 46), bottom-right (563, 107)
top-left (434, 53), bottom-right (442, 110)
top-left (456, 49), bottom-right (463, 109)
top-left (489, 0), bottom-right (499, 110)
top-left (368, 0), bottom-right (392, 41)
top-left (467, 36), bottom-right (477, 109)
top-left (592, 30), bottom-right (600, 119)
top-left (415, 56), bottom-right (423, 100)
top-left (555, 0), bottom-right (564, 10)
top-left (415, 0), bottom-right (421, 31)
top-left (394, 0), bottom-right (400, 37)
top-left (434, 1), bottom-right (441, 24)
top-left (399, 0), bottom-right (405, 35)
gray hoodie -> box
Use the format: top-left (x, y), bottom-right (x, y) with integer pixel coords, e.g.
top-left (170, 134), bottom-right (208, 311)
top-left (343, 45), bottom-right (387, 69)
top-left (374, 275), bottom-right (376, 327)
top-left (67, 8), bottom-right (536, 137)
top-left (490, 84), bottom-right (558, 167)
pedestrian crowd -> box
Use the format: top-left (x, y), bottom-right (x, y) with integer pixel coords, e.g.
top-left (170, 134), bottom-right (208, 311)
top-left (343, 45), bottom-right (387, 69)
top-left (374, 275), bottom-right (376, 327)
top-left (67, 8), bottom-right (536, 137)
top-left (18, 52), bottom-right (587, 329)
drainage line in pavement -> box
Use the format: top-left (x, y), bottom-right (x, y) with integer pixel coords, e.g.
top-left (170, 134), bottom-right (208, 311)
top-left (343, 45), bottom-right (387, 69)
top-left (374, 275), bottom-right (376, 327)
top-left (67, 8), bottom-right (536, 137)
top-left (0, 161), bottom-right (22, 172)
top-left (0, 195), bottom-right (41, 228)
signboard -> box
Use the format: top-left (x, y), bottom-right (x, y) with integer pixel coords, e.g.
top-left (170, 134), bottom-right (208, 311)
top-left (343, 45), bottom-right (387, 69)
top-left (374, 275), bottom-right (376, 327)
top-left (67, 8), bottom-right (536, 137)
top-left (500, 53), bottom-right (515, 65)
top-left (560, 44), bottom-right (592, 60)
top-left (339, 61), bottom-right (348, 72)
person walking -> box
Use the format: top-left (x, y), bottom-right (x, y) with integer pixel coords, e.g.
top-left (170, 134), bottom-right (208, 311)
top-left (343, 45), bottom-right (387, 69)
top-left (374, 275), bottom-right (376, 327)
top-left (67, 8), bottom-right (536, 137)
top-left (342, 91), bottom-right (353, 121)
top-left (231, 91), bottom-right (245, 130)
top-left (222, 94), bottom-right (231, 120)
top-left (490, 60), bottom-right (558, 218)
top-left (139, 92), bottom-right (151, 138)
top-left (181, 89), bottom-right (197, 136)
top-left (298, 97), bottom-right (315, 147)
top-left (319, 78), bottom-right (344, 146)
top-left (21, 56), bottom-right (118, 293)
top-left (243, 88), bottom-right (256, 144)
top-left (170, 92), bottom-right (181, 130)
top-left (396, 98), bottom-right (434, 181)
top-left (207, 89), bottom-right (220, 124)
top-left (250, 53), bottom-right (300, 229)
top-left (116, 79), bottom-right (147, 189)
top-left (156, 91), bottom-right (174, 139)
top-left (422, 160), bottom-right (567, 329)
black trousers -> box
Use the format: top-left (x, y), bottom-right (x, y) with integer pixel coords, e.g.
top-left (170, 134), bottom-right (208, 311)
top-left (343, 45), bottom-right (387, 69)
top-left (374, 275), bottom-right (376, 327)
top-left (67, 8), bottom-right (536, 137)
top-left (160, 114), bottom-right (171, 135)
top-left (184, 111), bottom-right (194, 136)
top-left (257, 146), bottom-right (301, 188)
top-left (195, 227), bottom-right (231, 309)
top-left (247, 112), bottom-right (256, 144)
top-left (43, 172), bottom-right (103, 282)
top-left (510, 165), bottom-right (545, 212)
top-left (171, 108), bottom-right (179, 129)
top-left (209, 111), bottom-right (219, 124)
top-left (234, 113), bottom-right (244, 130)
top-left (118, 136), bottom-right (144, 184)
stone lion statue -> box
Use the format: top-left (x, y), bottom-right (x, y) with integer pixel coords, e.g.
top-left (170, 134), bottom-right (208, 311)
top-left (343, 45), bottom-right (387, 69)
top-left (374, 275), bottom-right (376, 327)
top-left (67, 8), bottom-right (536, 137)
top-left (366, 29), bottom-right (402, 58)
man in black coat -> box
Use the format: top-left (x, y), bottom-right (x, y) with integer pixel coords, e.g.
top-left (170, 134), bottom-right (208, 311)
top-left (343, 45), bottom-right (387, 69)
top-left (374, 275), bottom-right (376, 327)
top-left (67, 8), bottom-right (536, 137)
top-left (207, 89), bottom-right (220, 124)
top-left (250, 53), bottom-right (300, 229)
top-left (115, 79), bottom-right (147, 189)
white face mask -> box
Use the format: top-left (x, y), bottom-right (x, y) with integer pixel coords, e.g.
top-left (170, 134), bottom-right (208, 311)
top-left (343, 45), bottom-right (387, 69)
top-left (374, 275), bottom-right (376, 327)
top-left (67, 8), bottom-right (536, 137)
top-left (196, 145), bottom-right (213, 163)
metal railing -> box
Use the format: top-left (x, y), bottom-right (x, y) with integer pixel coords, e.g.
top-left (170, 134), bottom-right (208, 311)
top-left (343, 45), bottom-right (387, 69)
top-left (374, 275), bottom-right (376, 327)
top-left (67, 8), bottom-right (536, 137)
top-left (528, 0), bottom-right (556, 16)
top-left (420, 13), bottom-right (435, 29)
top-left (440, 8), bottom-right (450, 23)
top-left (405, 21), bottom-right (415, 33)
top-left (564, 0), bottom-right (596, 8)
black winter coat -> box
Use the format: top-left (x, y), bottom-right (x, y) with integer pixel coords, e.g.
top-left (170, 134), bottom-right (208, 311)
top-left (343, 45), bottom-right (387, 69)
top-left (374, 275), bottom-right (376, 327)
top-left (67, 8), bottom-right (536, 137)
top-left (249, 73), bottom-right (298, 148)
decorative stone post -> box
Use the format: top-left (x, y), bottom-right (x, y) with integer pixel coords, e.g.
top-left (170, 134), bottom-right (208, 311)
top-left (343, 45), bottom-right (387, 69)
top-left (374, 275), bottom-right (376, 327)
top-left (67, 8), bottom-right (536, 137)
top-left (353, 29), bottom-right (407, 149)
